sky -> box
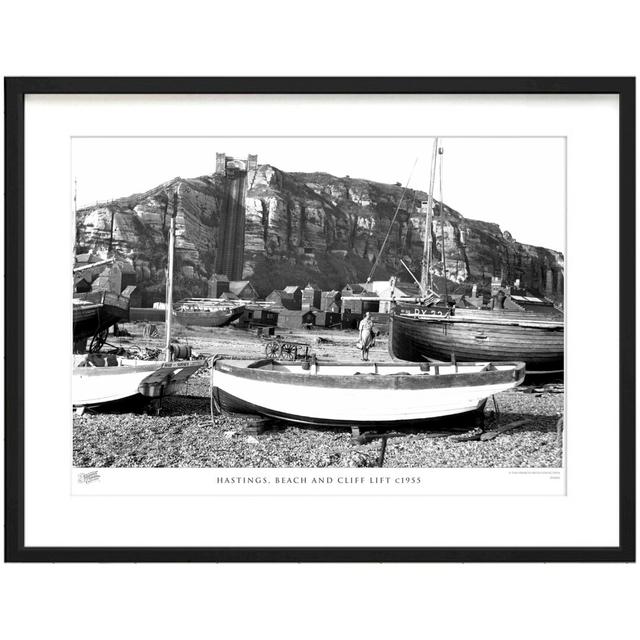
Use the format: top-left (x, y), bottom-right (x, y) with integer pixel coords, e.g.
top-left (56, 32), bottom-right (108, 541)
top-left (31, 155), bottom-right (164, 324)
top-left (72, 137), bottom-right (565, 252)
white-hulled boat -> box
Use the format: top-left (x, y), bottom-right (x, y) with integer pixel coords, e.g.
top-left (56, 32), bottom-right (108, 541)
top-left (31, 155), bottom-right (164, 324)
top-left (211, 359), bottom-right (525, 427)
top-left (72, 355), bottom-right (206, 406)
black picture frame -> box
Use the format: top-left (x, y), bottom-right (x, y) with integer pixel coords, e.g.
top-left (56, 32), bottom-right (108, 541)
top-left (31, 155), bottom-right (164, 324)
top-left (4, 77), bottom-right (635, 563)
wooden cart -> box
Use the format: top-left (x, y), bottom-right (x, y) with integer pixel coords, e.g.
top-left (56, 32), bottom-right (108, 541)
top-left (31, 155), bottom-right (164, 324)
top-left (263, 338), bottom-right (310, 361)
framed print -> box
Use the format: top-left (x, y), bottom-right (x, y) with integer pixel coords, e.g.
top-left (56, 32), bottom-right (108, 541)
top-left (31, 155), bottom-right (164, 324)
top-left (4, 77), bottom-right (635, 562)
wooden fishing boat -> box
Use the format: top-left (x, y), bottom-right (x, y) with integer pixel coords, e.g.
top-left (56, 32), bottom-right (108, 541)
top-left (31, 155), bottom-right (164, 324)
top-left (211, 358), bottom-right (525, 427)
top-left (387, 138), bottom-right (564, 372)
top-left (73, 355), bottom-right (206, 406)
top-left (73, 290), bottom-right (130, 342)
top-left (389, 307), bottom-right (564, 371)
top-left (174, 298), bottom-right (245, 327)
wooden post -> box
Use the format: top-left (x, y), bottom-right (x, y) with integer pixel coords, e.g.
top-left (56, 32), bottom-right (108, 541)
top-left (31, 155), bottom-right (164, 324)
top-left (492, 394), bottom-right (501, 422)
top-left (165, 191), bottom-right (177, 362)
top-left (377, 436), bottom-right (388, 467)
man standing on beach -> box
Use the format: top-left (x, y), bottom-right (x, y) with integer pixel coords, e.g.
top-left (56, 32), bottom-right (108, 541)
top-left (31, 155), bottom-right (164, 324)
top-left (358, 311), bottom-right (375, 361)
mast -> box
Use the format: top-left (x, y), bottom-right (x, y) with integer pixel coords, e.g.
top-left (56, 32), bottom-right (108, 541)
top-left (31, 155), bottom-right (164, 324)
top-left (107, 208), bottom-right (116, 256)
top-left (73, 177), bottom-right (78, 264)
top-left (420, 138), bottom-right (438, 293)
top-left (165, 190), bottom-right (178, 362)
top-left (438, 145), bottom-right (448, 306)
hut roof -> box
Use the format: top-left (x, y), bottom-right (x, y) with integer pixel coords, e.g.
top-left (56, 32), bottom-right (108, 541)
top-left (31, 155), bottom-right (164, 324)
top-left (122, 285), bottom-right (137, 297)
top-left (270, 288), bottom-right (299, 300)
top-left (208, 273), bottom-right (229, 282)
top-left (277, 308), bottom-right (316, 317)
top-left (283, 285), bottom-right (302, 294)
top-left (229, 280), bottom-right (257, 296)
top-left (75, 252), bottom-right (98, 264)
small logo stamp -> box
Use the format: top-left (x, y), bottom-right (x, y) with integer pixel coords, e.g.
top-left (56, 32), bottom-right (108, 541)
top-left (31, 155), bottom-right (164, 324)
top-left (78, 470), bottom-right (101, 484)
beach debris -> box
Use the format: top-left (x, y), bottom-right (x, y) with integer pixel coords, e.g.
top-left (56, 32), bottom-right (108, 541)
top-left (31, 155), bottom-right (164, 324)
top-left (480, 419), bottom-right (530, 441)
top-left (344, 450), bottom-right (378, 467)
top-left (238, 415), bottom-right (272, 436)
top-left (448, 427), bottom-right (483, 442)
top-left (124, 346), bottom-right (163, 360)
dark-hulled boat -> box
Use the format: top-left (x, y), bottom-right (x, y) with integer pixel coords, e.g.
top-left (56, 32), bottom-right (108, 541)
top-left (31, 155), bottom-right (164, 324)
top-left (388, 138), bottom-right (564, 372)
top-left (73, 290), bottom-right (130, 342)
top-left (174, 298), bottom-right (245, 328)
top-left (211, 358), bottom-right (525, 428)
top-left (389, 307), bottom-right (564, 371)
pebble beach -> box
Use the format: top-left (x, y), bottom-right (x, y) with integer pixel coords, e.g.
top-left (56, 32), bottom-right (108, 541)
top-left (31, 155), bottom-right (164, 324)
top-left (73, 323), bottom-right (564, 469)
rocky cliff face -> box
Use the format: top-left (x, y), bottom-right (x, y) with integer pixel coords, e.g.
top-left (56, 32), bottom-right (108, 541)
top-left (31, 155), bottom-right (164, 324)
top-left (75, 164), bottom-right (564, 303)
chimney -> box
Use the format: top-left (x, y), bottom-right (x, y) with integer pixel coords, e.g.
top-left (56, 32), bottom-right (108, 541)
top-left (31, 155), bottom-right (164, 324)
top-left (215, 153), bottom-right (226, 175)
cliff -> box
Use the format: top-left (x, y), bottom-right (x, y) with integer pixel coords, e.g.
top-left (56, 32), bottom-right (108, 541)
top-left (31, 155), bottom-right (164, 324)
top-left (75, 164), bottom-right (564, 304)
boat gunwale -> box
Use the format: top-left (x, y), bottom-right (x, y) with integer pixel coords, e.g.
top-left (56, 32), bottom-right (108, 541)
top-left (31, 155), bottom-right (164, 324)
top-left (395, 312), bottom-right (564, 330)
top-left (73, 359), bottom-right (207, 377)
top-left (174, 306), bottom-right (246, 326)
top-left (212, 359), bottom-right (526, 390)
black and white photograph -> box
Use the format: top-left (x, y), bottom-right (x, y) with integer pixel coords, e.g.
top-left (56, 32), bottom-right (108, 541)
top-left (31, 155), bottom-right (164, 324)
top-left (71, 136), bottom-right (565, 471)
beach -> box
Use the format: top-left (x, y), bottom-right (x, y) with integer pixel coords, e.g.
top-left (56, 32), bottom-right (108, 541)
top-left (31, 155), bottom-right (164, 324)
top-left (73, 322), bottom-right (564, 468)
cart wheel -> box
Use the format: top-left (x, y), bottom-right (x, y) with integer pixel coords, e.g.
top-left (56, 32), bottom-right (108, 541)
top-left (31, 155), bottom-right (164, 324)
top-left (265, 341), bottom-right (280, 358)
top-left (89, 329), bottom-right (109, 353)
top-left (280, 343), bottom-right (296, 361)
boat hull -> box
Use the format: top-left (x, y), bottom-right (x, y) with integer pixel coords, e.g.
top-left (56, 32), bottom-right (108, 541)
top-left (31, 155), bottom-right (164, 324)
top-left (389, 313), bottom-right (564, 371)
top-left (73, 291), bottom-right (130, 341)
top-left (211, 360), bottom-right (525, 427)
top-left (72, 359), bottom-right (206, 406)
top-left (175, 306), bottom-right (245, 327)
